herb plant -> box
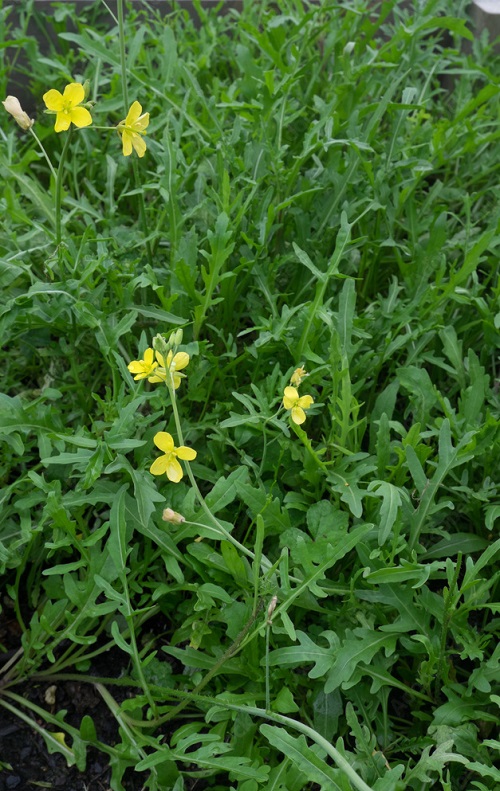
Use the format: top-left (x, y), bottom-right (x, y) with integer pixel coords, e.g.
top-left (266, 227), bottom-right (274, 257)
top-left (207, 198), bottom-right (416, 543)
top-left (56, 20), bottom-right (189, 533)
top-left (1, 1), bottom-right (499, 789)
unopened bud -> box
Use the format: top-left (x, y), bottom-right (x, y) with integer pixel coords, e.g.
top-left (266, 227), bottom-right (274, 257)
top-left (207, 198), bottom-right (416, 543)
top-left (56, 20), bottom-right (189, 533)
top-left (169, 328), bottom-right (183, 348)
top-left (153, 333), bottom-right (169, 358)
top-left (267, 595), bottom-right (278, 624)
top-left (162, 507), bottom-right (185, 524)
top-left (3, 95), bottom-right (33, 130)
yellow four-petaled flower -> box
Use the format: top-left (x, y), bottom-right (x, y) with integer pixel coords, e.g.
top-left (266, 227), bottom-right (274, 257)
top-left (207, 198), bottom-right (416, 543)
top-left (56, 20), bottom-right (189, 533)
top-left (150, 432), bottom-right (196, 483)
top-left (149, 350), bottom-right (190, 388)
top-left (117, 101), bottom-right (150, 158)
top-left (127, 348), bottom-right (158, 380)
top-left (283, 386), bottom-right (314, 425)
top-left (127, 348), bottom-right (190, 388)
top-left (43, 83), bottom-right (92, 133)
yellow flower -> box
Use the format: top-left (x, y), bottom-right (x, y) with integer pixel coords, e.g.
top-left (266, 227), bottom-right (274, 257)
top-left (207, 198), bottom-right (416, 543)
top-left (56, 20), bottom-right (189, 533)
top-left (3, 95), bottom-right (33, 130)
top-left (290, 366), bottom-right (307, 387)
top-left (43, 83), bottom-right (92, 133)
top-left (117, 101), bottom-right (149, 158)
top-left (283, 386), bottom-right (314, 425)
top-left (127, 348), bottom-right (158, 380)
top-left (149, 350), bottom-right (190, 388)
top-left (150, 432), bottom-right (196, 483)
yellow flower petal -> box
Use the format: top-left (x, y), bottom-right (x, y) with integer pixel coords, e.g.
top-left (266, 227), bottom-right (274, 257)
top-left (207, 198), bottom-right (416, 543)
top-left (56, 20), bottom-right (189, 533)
top-left (283, 386), bottom-right (299, 410)
top-left (54, 113), bottom-right (72, 133)
top-left (150, 455), bottom-right (169, 476)
top-left (70, 106), bottom-right (92, 128)
top-left (291, 406), bottom-right (306, 425)
top-left (131, 133), bottom-right (147, 158)
top-left (134, 112), bottom-right (150, 132)
top-left (172, 352), bottom-right (190, 371)
top-left (176, 446), bottom-right (197, 461)
top-left (43, 89), bottom-right (64, 111)
top-left (45, 83), bottom-right (91, 132)
top-left (125, 100), bottom-right (143, 126)
top-left (166, 457), bottom-right (184, 483)
top-left (297, 394), bottom-right (314, 409)
top-left (155, 352), bottom-right (165, 367)
top-left (143, 348), bottom-right (154, 366)
top-left (154, 432), bottom-right (175, 453)
top-left (117, 102), bottom-right (149, 158)
top-left (148, 371), bottom-right (167, 383)
top-left (122, 130), bottom-right (133, 157)
top-left (63, 82), bottom-right (85, 107)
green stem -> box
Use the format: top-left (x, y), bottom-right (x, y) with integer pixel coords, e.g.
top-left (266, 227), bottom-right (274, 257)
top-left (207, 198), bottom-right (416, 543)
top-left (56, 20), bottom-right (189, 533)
top-left (183, 518), bottom-right (256, 563)
top-left (3, 678), bottom-right (374, 790)
top-left (55, 127), bottom-right (73, 247)
top-left (132, 157), bottom-right (153, 266)
top-left (29, 127), bottom-right (57, 182)
top-left (435, 553), bottom-right (462, 699)
top-left (167, 377), bottom-right (271, 570)
top-left (159, 601), bottom-right (263, 725)
top-left (116, 0), bottom-right (129, 110)
top-left (297, 215), bottom-right (351, 360)
top-left (123, 582), bottom-right (158, 717)
top-left (291, 421), bottom-right (328, 472)
top-left (96, 683), bottom-right (158, 762)
top-left (0, 647), bottom-right (24, 681)
top-left (0, 697), bottom-right (77, 763)
top-left (265, 621), bottom-right (271, 712)
top-left (117, 0), bottom-right (153, 268)
top-left (35, 605), bottom-right (160, 678)
top-left (125, 688), bottom-right (375, 791)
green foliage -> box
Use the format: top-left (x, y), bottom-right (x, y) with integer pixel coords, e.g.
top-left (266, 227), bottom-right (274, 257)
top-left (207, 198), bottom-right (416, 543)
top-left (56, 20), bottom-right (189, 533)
top-left (1, 0), bottom-right (499, 789)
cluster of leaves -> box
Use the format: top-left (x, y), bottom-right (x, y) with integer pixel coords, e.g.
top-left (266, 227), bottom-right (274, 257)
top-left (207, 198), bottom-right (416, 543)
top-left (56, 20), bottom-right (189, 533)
top-left (0, 0), bottom-right (499, 789)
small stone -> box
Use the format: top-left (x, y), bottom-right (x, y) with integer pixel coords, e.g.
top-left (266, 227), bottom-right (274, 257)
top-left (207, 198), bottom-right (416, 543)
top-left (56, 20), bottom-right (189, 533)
top-left (44, 685), bottom-right (57, 705)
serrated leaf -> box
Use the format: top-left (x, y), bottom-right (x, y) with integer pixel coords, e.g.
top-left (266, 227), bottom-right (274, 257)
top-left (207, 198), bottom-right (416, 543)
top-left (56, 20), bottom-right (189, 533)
top-left (205, 467), bottom-right (248, 513)
top-left (325, 628), bottom-right (397, 693)
top-left (268, 630), bottom-right (338, 678)
top-left (406, 739), bottom-right (469, 782)
top-left (368, 481), bottom-right (403, 545)
top-left (260, 726), bottom-right (341, 790)
top-left (292, 243), bottom-right (325, 281)
top-left (111, 620), bottom-right (132, 656)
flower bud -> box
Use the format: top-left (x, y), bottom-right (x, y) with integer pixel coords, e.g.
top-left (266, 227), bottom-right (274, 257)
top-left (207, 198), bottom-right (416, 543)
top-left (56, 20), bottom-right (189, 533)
top-left (168, 328), bottom-right (183, 348)
top-left (3, 95), bottom-right (33, 130)
top-left (82, 79), bottom-right (91, 101)
top-left (267, 595), bottom-right (278, 624)
top-left (152, 333), bottom-right (169, 358)
top-left (162, 507), bottom-right (185, 524)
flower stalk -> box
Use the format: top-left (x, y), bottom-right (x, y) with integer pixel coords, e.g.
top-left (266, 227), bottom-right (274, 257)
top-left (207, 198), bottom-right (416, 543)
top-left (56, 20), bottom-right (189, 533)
top-left (116, 0), bottom-right (153, 267)
top-left (54, 126), bottom-right (73, 248)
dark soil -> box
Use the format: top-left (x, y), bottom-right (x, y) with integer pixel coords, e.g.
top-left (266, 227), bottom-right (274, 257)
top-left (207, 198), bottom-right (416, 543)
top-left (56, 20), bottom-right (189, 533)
top-left (0, 605), bottom-right (146, 791)
top-left (0, 675), bottom-right (145, 791)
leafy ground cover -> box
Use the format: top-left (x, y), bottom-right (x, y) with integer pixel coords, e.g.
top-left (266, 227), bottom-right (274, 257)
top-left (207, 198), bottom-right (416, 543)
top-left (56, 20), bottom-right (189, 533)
top-left (1, 0), bottom-right (499, 789)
